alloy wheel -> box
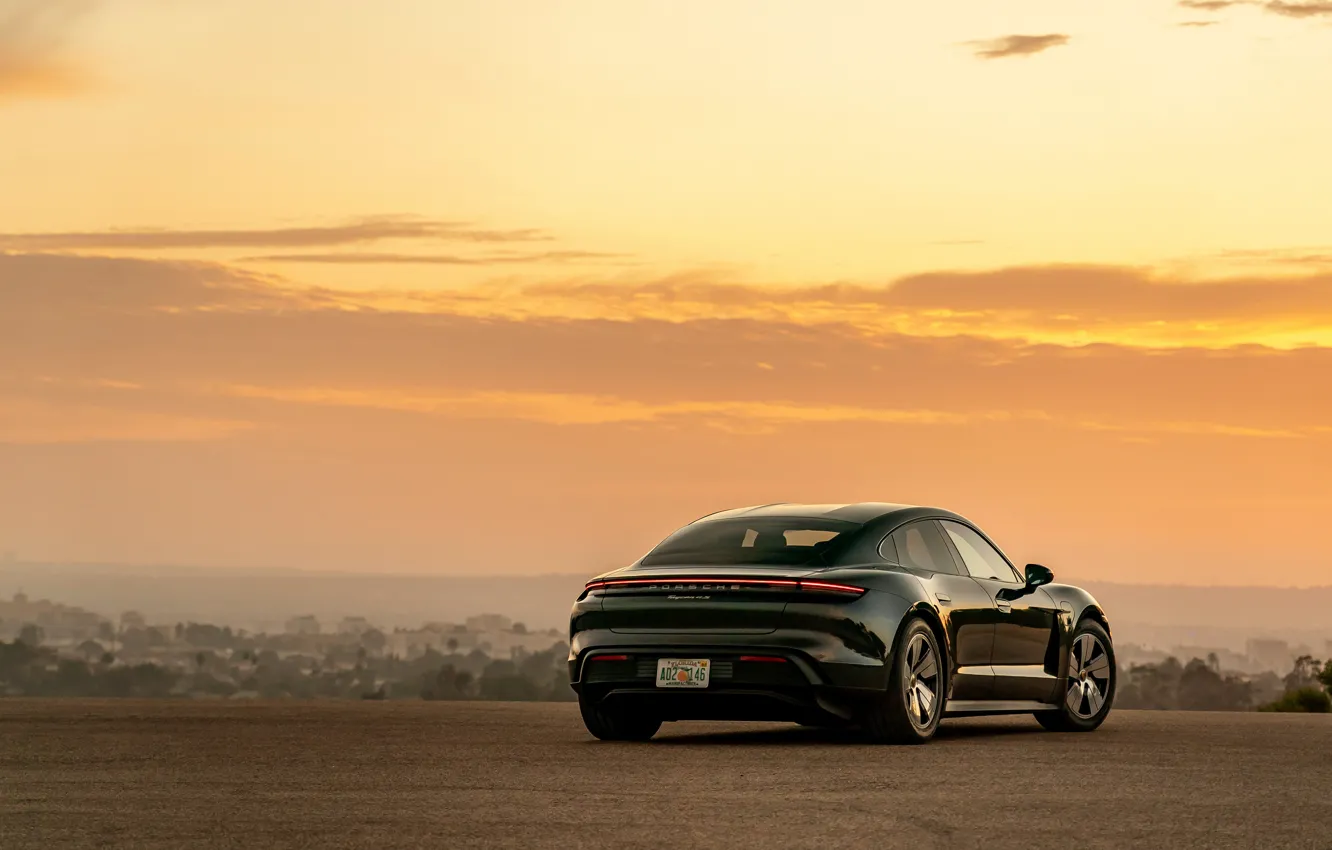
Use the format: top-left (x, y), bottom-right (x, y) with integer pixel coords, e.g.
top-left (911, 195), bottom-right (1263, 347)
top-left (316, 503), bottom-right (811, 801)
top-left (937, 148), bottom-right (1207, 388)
top-left (1066, 633), bottom-right (1112, 719)
top-left (902, 632), bottom-right (940, 729)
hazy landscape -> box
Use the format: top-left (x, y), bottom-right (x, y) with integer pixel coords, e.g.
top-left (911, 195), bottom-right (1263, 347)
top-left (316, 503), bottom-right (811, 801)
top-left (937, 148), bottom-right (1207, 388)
top-left (4, 559), bottom-right (1331, 713)
top-left (5, 559), bottom-right (1330, 649)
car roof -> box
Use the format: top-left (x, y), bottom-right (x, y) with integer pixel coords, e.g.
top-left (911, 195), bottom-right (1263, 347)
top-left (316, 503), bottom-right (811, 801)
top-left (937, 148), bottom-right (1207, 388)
top-left (693, 502), bottom-right (960, 525)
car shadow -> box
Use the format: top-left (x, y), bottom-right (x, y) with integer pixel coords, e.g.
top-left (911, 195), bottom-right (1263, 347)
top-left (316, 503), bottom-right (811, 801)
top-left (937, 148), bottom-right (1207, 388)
top-left (647, 718), bottom-right (1047, 746)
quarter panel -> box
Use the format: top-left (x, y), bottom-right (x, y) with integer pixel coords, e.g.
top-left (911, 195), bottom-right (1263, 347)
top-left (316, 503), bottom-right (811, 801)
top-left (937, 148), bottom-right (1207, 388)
top-left (1039, 583), bottom-right (1113, 679)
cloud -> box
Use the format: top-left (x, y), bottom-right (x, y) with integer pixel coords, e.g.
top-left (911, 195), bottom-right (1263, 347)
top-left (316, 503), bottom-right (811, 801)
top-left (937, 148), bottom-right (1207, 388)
top-left (0, 216), bottom-right (550, 251)
top-left (5, 253), bottom-right (1332, 445)
top-left (1264, 1), bottom-right (1332, 16)
top-left (11, 252), bottom-right (1332, 350)
top-left (1178, 0), bottom-right (1244, 9)
top-left (235, 249), bottom-right (627, 265)
top-left (0, 0), bottom-right (95, 100)
top-left (966, 34), bottom-right (1069, 60)
top-left (513, 265), bottom-right (1332, 349)
top-left (0, 252), bottom-right (333, 313)
top-left (1178, 20), bottom-right (1222, 27)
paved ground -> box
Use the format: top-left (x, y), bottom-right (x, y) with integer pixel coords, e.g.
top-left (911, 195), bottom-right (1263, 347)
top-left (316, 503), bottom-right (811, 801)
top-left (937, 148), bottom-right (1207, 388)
top-left (1, 701), bottom-right (1329, 850)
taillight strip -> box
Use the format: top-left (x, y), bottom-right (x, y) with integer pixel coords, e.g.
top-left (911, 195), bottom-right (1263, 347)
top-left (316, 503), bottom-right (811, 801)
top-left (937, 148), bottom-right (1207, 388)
top-left (798, 580), bottom-right (867, 595)
top-left (584, 577), bottom-right (866, 595)
top-left (587, 577), bottom-right (798, 589)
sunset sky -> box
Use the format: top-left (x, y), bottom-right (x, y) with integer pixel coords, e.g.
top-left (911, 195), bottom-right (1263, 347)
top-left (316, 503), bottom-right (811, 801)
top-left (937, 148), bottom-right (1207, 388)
top-left (3, 0), bottom-right (1331, 585)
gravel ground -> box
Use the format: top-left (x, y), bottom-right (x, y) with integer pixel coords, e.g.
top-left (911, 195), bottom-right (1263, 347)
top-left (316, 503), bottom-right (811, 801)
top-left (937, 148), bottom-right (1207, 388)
top-left (1, 700), bottom-right (1330, 850)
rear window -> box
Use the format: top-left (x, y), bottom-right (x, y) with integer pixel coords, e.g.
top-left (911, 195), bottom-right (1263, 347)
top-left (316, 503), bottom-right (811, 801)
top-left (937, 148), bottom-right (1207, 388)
top-left (639, 518), bottom-right (860, 567)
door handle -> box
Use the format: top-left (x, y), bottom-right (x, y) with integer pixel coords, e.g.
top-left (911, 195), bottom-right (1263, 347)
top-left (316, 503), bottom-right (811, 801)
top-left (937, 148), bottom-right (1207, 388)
top-left (935, 593), bottom-right (951, 605)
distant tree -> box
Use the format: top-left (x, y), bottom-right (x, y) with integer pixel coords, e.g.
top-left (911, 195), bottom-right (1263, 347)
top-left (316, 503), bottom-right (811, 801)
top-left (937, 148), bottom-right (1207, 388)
top-left (184, 623), bottom-right (231, 649)
top-left (119, 628), bottom-right (149, 653)
top-left (52, 659), bottom-right (94, 696)
top-left (76, 639), bottom-right (105, 661)
top-left (18, 624), bottom-right (44, 647)
top-left (195, 651), bottom-right (207, 671)
top-left (1260, 687), bottom-right (1332, 713)
top-left (454, 670), bottom-right (474, 696)
top-left (1319, 659), bottom-right (1332, 694)
top-left (1177, 658), bottom-right (1252, 711)
top-left (361, 629), bottom-right (387, 655)
top-left (512, 622), bottom-right (527, 635)
top-left (97, 621), bottom-right (117, 650)
top-left (1283, 655), bottom-right (1323, 692)
top-left (100, 652), bottom-right (115, 666)
top-left (446, 638), bottom-right (459, 653)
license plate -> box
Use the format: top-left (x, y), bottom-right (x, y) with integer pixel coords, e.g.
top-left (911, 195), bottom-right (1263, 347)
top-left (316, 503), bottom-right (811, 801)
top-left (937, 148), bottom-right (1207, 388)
top-left (656, 658), bottom-right (710, 689)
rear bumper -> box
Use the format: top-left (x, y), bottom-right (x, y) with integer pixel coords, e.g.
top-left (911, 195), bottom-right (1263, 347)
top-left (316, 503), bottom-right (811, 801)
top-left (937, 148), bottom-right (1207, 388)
top-left (570, 628), bottom-right (889, 689)
top-left (568, 636), bottom-right (889, 722)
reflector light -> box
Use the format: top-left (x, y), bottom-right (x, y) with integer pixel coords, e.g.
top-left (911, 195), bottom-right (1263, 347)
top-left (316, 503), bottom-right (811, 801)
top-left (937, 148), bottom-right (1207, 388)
top-left (589, 654), bottom-right (629, 662)
top-left (739, 655), bottom-right (787, 663)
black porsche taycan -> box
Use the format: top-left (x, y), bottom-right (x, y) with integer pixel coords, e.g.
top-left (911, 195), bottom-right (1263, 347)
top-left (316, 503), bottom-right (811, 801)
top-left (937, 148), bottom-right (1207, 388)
top-left (569, 502), bottom-right (1115, 743)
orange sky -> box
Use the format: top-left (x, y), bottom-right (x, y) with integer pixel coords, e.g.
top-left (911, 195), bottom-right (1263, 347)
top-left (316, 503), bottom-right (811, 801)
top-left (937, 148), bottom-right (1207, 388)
top-left (2, 1), bottom-right (1331, 585)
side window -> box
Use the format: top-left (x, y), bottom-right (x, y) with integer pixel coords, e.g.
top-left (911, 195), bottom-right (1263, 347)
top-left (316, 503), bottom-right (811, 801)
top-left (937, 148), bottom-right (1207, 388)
top-left (883, 521), bottom-right (959, 575)
top-left (940, 521), bottom-right (1021, 583)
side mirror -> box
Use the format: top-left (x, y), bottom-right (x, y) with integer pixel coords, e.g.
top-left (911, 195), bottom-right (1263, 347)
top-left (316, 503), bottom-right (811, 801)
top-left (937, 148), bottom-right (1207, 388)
top-left (1024, 563), bottom-right (1054, 588)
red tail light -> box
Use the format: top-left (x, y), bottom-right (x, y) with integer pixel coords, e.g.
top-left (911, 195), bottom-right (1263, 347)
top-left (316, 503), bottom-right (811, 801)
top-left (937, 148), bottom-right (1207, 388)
top-left (739, 655), bottom-right (788, 663)
top-left (589, 654), bottom-right (629, 662)
top-left (586, 577), bottom-right (799, 589)
top-left (798, 580), bottom-right (866, 595)
top-left (584, 577), bottom-right (865, 595)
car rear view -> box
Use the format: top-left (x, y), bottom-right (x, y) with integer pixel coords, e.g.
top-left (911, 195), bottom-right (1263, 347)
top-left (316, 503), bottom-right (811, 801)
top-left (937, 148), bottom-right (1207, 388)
top-left (568, 508), bottom-right (895, 740)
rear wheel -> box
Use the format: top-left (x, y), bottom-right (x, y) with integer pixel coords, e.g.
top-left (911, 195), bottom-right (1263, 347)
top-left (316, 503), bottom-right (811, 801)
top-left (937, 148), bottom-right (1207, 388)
top-left (863, 618), bottom-right (945, 744)
top-left (1036, 619), bottom-right (1114, 732)
top-left (578, 692), bottom-right (662, 741)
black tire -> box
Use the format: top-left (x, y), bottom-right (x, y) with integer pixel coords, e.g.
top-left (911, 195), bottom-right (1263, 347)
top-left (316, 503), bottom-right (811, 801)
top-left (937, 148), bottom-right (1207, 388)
top-left (863, 617), bottom-right (946, 744)
top-left (578, 692), bottom-right (662, 741)
top-left (1036, 618), bottom-right (1115, 732)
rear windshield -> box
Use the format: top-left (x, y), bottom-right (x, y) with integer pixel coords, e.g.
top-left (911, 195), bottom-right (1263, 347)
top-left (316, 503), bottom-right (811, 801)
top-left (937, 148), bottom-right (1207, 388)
top-left (639, 518), bottom-right (860, 567)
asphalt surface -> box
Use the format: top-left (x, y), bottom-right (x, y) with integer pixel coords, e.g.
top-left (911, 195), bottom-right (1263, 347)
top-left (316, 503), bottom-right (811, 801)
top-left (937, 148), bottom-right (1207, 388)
top-left (1, 701), bottom-right (1330, 850)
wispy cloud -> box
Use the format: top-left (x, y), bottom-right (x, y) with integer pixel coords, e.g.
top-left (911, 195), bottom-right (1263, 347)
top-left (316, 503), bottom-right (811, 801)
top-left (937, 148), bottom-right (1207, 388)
top-left (966, 34), bottom-right (1069, 60)
top-left (237, 249), bottom-right (627, 265)
top-left (1178, 0), bottom-right (1244, 10)
top-left (0, 216), bottom-right (549, 251)
top-left (1178, 20), bottom-right (1222, 27)
top-left (0, 0), bottom-right (96, 100)
top-left (1264, 1), bottom-right (1332, 16)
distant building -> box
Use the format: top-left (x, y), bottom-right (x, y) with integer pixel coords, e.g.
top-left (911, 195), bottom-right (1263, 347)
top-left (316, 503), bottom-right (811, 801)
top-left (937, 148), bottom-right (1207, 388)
top-left (465, 613), bottom-right (511, 633)
top-left (336, 616), bottom-right (372, 636)
top-left (120, 610), bottom-right (147, 630)
top-left (0, 592), bottom-right (105, 644)
top-left (285, 615), bottom-right (321, 636)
